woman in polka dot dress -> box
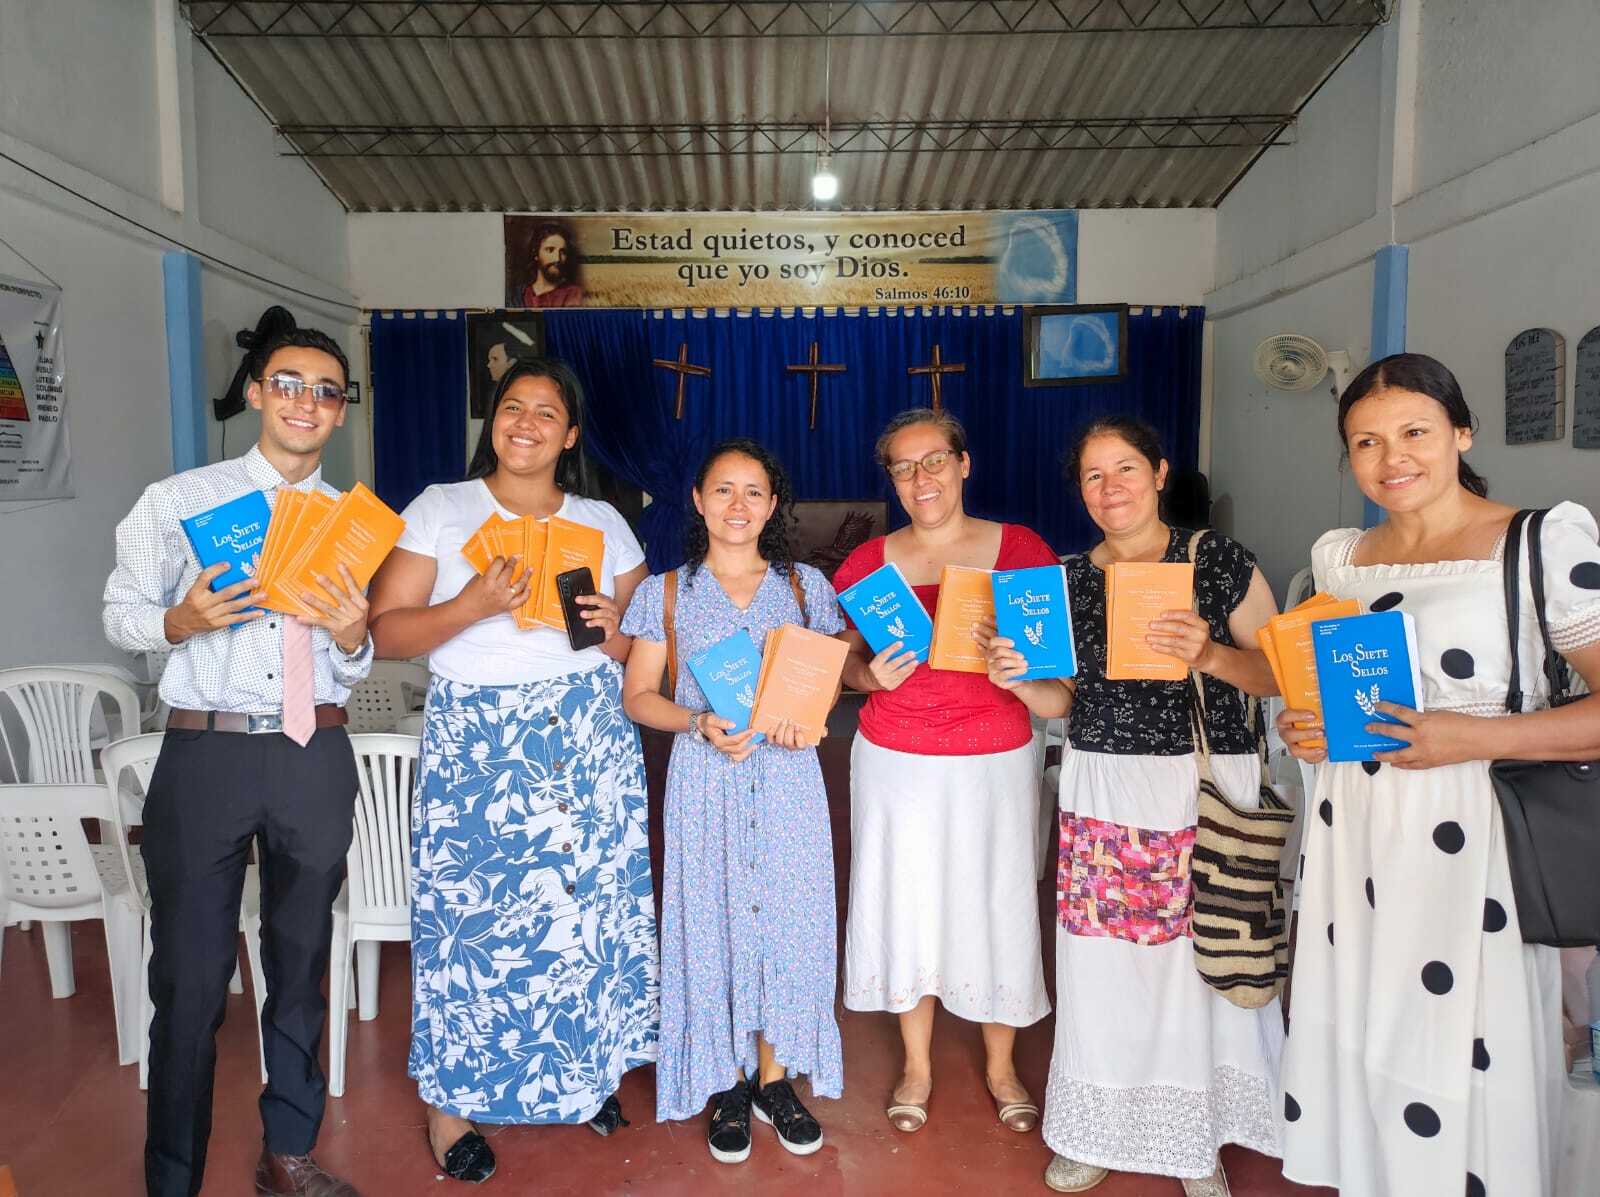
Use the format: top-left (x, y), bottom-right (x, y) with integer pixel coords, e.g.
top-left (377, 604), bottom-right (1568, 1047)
top-left (1276, 354), bottom-right (1600, 1197)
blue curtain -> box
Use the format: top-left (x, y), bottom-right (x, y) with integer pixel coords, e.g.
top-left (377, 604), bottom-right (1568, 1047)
top-left (370, 311), bottom-right (468, 513)
top-left (545, 306), bottom-right (1203, 570)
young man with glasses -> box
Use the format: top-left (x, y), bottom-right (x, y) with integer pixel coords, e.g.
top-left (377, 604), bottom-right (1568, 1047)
top-left (104, 326), bottom-right (373, 1197)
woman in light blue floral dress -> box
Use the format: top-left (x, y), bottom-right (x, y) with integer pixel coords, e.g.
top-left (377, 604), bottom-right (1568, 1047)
top-left (621, 439), bottom-right (846, 1166)
top-left (369, 359), bottom-right (659, 1185)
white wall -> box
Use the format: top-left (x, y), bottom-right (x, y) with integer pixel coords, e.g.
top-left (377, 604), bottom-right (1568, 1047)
top-left (1214, 31), bottom-right (1382, 288)
top-left (0, 1), bottom-right (357, 668)
top-left (1412, 0), bottom-right (1600, 196)
top-left (1206, 0), bottom-right (1600, 596)
top-left (1209, 263), bottom-right (1373, 592)
top-left (1407, 172), bottom-right (1600, 516)
top-left (0, 1), bottom-right (163, 203)
top-left (348, 208), bottom-right (1218, 310)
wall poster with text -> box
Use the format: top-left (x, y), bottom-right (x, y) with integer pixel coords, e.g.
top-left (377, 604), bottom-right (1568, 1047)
top-left (504, 211), bottom-right (1078, 310)
top-left (0, 272), bottom-right (71, 500)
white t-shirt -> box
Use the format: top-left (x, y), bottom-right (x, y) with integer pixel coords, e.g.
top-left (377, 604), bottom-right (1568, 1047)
top-left (395, 479), bottom-right (646, 687)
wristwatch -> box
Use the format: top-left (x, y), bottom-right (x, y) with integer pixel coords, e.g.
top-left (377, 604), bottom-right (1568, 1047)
top-left (687, 710), bottom-right (708, 741)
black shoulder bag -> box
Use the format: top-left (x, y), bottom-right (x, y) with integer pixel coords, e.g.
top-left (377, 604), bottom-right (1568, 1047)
top-left (1488, 508), bottom-right (1600, 947)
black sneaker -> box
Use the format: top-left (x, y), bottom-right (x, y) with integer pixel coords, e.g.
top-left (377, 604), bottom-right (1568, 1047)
top-left (752, 1079), bottom-right (823, 1156)
top-left (588, 1094), bottom-right (629, 1137)
top-left (707, 1081), bottom-right (753, 1164)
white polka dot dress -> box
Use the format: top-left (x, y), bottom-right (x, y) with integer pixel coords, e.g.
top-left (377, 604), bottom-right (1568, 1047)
top-left (1280, 502), bottom-right (1600, 1197)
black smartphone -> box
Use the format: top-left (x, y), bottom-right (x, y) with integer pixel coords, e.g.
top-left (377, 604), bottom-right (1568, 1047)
top-left (555, 567), bottom-right (607, 651)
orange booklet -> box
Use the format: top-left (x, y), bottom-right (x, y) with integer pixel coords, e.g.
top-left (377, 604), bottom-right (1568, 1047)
top-left (461, 513), bottom-right (508, 575)
top-left (254, 489), bottom-right (303, 582)
top-left (1104, 561), bottom-right (1195, 680)
top-left (535, 515), bottom-right (605, 629)
top-left (1260, 592), bottom-right (1360, 742)
top-left (461, 512), bottom-right (573, 631)
top-left (263, 483), bottom-right (405, 614)
top-left (928, 565), bottom-right (995, 673)
top-left (514, 517), bottom-right (550, 630)
top-left (749, 623), bottom-right (850, 745)
top-left (258, 490), bottom-right (338, 614)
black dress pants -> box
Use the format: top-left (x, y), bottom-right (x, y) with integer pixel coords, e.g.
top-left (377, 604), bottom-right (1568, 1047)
top-left (140, 725), bottom-right (357, 1197)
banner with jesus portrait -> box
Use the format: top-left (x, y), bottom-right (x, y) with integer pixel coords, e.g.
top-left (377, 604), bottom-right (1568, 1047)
top-left (503, 211), bottom-right (1078, 310)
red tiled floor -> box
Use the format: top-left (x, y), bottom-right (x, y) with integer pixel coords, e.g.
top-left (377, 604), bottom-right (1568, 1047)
top-left (0, 727), bottom-right (1332, 1196)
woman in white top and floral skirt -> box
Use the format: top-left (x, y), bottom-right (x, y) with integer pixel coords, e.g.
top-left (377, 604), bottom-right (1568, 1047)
top-left (369, 359), bottom-right (660, 1186)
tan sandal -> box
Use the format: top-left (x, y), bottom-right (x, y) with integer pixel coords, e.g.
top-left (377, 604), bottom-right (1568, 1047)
top-left (986, 1081), bottom-right (1039, 1133)
top-left (886, 1087), bottom-right (929, 1133)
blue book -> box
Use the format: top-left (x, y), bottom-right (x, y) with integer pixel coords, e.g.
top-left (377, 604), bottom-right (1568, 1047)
top-left (687, 629), bottom-right (765, 743)
top-left (991, 564), bottom-right (1077, 680)
top-left (180, 490), bottom-right (271, 596)
top-left (835, 562), bottom-right (933, 663)
top-left (1311, 610), bottom-right (1425, 763)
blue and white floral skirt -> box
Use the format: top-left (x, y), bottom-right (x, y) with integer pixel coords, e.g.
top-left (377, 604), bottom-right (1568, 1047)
top-left (408, 661), bottom-right (659, 1123)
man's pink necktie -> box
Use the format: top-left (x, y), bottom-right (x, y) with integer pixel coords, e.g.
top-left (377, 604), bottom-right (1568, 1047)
top-left (281, 615), bottom-right (316, 747)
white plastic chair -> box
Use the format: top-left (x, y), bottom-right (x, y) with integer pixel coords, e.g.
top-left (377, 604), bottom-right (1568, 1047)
top-left (1284, 565), bottom-right (1317, 611)
top-left (345, 662), bottom-right (430, 734)
top-left (0, 667), bottom-right (141, 996)
top-left (0, 783), bottom-right (144, 1062)
top-left (328, 733), bottom-right (419, 1097)
top-left (101, 734), bottom-right (266, 1086)
top-left (1033, 716), bottom-right (1067, 880)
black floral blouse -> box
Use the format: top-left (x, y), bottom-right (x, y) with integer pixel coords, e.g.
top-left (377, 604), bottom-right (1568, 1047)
top-left (1065, 526), bottom-right (1259, 756)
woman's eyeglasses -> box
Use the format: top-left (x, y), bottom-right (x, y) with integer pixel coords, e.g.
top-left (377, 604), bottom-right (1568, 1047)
top-left (265, 372), bottom-right (347, 408)
top-left (885, 449), bottom-right (956, 482)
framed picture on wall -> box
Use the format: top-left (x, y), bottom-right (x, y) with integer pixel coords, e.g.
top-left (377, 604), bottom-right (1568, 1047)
top-left (1023, 304), bottom-right (1128, 387)
top-left (466, 310), bottom-right (545, 418)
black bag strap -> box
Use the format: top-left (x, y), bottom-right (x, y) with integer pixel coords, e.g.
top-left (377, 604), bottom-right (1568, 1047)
top-left (1526, 509), bottom-right (1573, 702)
top-left (1503, 508), bottom-right (1571, 715)
top-left (1502, 509), bottom-right (1531, 714)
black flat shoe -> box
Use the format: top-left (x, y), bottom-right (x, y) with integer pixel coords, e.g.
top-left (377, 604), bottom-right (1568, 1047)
top-left (439, 1130), bottom-right (496, 1184)
top-left (588, 1095), bottom-right (630, 1137)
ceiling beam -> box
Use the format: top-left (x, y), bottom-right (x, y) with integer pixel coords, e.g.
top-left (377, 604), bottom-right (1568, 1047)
top-left (183, 1), bottom-right (1388, 40)
top-left (275, 117), bottom-right (1296, 158)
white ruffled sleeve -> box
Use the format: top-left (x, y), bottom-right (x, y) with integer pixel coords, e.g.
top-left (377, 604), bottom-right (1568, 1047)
top-left (1538, 501), bottom-right (1600, 654)
top-left (1309, 527), bottom-right (1361, 595)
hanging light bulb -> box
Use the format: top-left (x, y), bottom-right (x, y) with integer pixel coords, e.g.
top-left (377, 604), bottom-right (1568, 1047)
top-left (812, 150), bottom-right (839, 202)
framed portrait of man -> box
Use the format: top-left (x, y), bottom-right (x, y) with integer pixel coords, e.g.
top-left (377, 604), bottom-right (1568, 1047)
top-left (504, 216), bottom-right (587, 309)
top-left (466, 310), bottom-right (544, 418)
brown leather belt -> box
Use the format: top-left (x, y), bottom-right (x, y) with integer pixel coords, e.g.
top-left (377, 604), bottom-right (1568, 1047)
top-left (167, 705), bottom-right (348, 734)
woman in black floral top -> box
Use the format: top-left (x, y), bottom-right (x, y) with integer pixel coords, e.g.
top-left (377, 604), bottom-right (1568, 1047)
top-left (983, 416), bottom-right (1282, 1197)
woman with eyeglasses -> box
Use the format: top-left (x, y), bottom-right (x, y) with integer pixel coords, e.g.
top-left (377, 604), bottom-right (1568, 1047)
top-left (367, 358), bottom-right (659, 1185)
top-left (832, 407), bottom-right (1057, 1137)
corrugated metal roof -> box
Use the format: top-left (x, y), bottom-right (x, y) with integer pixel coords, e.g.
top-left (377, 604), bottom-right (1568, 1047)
top-left (184, 1), bottom-right (1383, 212)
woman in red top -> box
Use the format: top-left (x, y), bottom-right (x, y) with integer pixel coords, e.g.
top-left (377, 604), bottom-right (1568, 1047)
top-left (834, 408), bottom-right (1057, 1137)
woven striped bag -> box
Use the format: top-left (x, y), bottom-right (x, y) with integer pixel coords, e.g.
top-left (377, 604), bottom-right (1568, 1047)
top-left (1188, 674), bottom-right (1294, 1009)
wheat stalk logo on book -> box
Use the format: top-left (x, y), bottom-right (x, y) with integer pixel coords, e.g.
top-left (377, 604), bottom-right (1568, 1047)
top-left (1353, 683), bottom-right (1381, 718)
top-left (1023, 620), bottom-right (1045, 648)
top-left (736, 684), bottom-right (754, 708)
top-left (886, 616), bottom-right (908, 640)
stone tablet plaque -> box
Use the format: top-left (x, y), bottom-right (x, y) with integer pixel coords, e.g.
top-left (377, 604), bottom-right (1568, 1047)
top-left (1574, 326), bottom-right (1600, 449)
top-left (1504, 328), bottom-right (1566, 445)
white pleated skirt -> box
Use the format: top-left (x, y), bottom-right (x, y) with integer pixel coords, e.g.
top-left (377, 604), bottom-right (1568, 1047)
top-left (843, 736), bottom-right (1050, 1027)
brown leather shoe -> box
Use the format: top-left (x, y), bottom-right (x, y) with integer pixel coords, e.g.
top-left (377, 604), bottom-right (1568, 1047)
top-left (254, 1150), bottom-right (360, 1196)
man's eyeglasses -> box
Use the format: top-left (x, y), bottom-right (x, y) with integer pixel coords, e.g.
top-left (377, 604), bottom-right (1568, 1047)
top-left (885, 449), bottom-right (956, 482)
top-left (265, 372), bottom-right (347, 408)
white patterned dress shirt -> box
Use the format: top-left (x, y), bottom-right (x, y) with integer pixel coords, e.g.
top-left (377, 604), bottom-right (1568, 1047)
top-left (103, 446), bottom-right (373, 714)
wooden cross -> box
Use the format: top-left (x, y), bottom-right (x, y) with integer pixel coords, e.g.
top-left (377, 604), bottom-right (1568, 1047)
top-left (907, 344), bottom-right (965, 413)
top-left (652, 342), bottom-right (712, 419)
top-left (785, 341), bottom-right (848, 430)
